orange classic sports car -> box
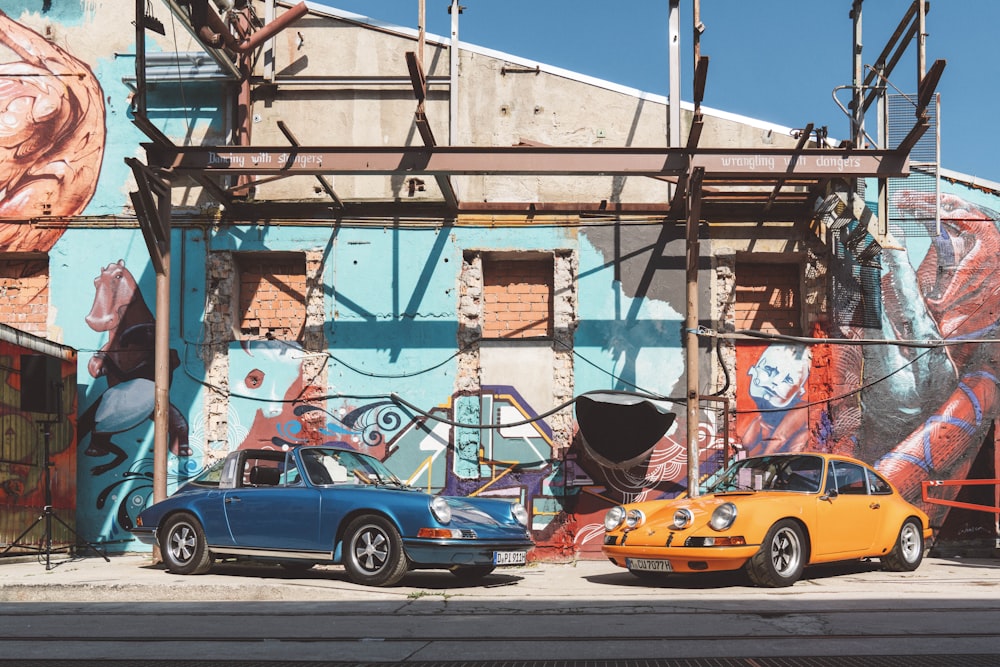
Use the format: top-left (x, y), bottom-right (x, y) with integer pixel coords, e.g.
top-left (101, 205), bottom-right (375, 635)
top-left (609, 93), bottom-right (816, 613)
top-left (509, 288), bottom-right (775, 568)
top-left (602, 453), bottom-right (933, 587)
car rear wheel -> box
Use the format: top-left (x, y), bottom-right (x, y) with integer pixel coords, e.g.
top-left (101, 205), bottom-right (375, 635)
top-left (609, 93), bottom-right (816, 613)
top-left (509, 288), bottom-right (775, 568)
top-left (449, 564), bottom-right (496, 581)
top-left (882, 518), bottom-right (924, 572)
top-left (160, 513), bottom-right (213, 575)
top-left (343, 515), bottom-right (409, 587)
top-left (746, 519), bottom-right (806, 587)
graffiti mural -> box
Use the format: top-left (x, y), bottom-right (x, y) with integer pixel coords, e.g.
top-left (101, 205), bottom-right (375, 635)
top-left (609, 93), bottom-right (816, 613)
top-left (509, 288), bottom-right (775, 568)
top-left (731, 190), bottom-right (1000, 532)
top-left (0, 9), bottom-right (105, 251)
top-left (736, 343), bottom-right (813, 455)
top-left (848, 191), bottom-right (1000, 524)
top-left (216, 369), bottom-right (718, 558)
top-left (79, 261), bottom-right (190, 476)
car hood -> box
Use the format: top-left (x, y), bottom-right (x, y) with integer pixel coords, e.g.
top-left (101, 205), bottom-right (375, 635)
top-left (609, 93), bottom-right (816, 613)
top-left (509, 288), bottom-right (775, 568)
top-left (635, 490), bottom-right (811, 524)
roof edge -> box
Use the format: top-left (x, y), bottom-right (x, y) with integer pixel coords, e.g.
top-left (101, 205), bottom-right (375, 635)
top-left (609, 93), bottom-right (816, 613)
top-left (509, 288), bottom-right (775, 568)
top-left (0, 323), bottom-right (77, 362)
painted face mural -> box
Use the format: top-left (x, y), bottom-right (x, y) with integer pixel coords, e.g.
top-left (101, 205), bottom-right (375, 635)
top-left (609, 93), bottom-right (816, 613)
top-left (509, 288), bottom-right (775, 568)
top-left (737, 343), bottom-right (813, 456)
top-left (748, 344), bottom-right (811, 409)
top-left (0, 10), bottom-right (105, 250)
top-left (79, 261), bottom-right (190, 477)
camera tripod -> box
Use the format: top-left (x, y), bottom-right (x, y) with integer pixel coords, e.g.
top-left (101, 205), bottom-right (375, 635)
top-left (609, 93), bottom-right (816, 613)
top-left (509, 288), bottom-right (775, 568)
top-left (2, 417), bottom-right (109, 570)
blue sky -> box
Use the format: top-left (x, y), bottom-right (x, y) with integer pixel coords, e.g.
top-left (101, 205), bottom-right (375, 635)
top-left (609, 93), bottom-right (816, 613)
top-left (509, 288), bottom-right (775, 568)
top-left (318, 1), bottom-right (997, 182)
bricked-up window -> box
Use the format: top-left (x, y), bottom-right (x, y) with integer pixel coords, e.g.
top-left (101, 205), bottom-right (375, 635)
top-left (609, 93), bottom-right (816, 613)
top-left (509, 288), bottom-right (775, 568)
top-left (735, 262), bottom-right (801, 335)
top-left (237, 253), bottom-right (306, 341)
top-left (0, 257), bottom-right (48, 336)
top-left (482, 256), bottom-right (553, 339)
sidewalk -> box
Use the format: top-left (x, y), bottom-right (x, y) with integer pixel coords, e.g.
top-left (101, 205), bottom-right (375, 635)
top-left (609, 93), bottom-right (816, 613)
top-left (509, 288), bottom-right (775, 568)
top-left (2, 552), bottom-right (1000, 603)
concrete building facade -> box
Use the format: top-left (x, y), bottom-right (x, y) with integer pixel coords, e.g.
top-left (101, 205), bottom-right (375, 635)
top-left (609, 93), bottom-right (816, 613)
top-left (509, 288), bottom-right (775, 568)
top-left (1, 0), bottom-right (998, 559)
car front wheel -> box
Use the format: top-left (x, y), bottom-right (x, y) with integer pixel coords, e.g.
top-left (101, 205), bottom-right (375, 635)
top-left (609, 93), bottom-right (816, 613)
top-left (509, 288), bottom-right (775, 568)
top-left (343, 515), bottom-right (409, 586)
top-left (882, 518), bottom-right (924, 572)
top-left (746, 519), bottom-right (806, 587)
top-left (160, 513), bottom-right (213, 575)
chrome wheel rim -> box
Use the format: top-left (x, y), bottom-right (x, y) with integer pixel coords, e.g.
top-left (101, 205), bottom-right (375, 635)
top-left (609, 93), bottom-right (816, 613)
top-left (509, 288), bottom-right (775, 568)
top-left (353, 526), bottom-right (389, 573)
top-left (900, 522), bottom-right (921, 562)
top-left (168, 524), bottom-right (196, 564)
top-left (770, 526), bottom-right (801, 576)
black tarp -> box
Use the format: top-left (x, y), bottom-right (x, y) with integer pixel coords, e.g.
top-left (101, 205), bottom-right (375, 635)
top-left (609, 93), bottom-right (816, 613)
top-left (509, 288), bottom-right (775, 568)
top-left (574, 391), bottom-right (677, 469)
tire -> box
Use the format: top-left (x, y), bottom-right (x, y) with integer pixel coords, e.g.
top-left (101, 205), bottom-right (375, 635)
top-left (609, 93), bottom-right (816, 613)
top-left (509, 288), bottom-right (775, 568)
top-left (343, 515), bottom-right (409, 587)
top-left (160, 513), bottom-right (213, 575)
top-left (882, 518), bottom-right (924, 572)
top-left (450, 564), bottom-right (496, 581)
top-left (746, 519), bottom-right (806, 587)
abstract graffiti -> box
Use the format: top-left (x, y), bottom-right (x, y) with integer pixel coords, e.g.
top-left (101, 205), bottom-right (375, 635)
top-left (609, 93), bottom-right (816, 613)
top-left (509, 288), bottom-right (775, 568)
top-left (79, 261), bottom-right (190, 476)
top-left (0, 10), bottom-right (105, 250)
top-left (220, 374), bottom-right (710, 557)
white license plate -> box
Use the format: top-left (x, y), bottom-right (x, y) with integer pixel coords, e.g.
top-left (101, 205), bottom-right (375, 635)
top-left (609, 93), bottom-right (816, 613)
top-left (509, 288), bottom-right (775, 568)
top-left (626, 558), bottom-right (672, 572)
top-left (493, 551), bottom-right (527, 566)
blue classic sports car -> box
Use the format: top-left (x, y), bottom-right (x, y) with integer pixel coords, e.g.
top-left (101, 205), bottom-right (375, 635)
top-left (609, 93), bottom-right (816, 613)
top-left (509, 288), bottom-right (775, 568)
top-left (131, 446), bottom-right (533, 586)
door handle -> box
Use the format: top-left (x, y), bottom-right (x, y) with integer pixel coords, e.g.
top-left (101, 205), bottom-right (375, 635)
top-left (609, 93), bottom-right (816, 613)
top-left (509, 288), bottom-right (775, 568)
top-left (869, 502), bottom-right (880, 509)
top-left (225, 496), bottom-right (242, 504)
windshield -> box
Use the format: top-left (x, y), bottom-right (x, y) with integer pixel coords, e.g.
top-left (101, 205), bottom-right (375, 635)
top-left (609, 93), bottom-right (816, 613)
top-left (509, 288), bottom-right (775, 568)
top-left (299, 447), bottom-right (407, 487)
top-left (702, 455), bottom-right (823, 494)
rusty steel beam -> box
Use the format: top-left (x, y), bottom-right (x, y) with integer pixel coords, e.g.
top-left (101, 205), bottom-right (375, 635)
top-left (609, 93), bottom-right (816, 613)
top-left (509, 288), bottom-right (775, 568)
top-left (149, 145), bottom-right (911, 179)
top-left (220, 198), bottom-right (815, 223)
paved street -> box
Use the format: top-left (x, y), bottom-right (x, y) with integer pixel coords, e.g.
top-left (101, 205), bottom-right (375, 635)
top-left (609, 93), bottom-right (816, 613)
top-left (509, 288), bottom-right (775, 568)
top-left (1, 554), bottom-right (999, 665)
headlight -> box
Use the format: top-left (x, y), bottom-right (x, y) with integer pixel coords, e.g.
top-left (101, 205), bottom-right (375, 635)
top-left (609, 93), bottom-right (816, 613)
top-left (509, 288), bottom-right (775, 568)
top-left (430, 496), bottom-right (452, 524)
top-left (672, 508), bottom-right (694, 529)
top-left (511, 502), bottom-right (529, 526)
top-left (604, 506), bottom-right (626, 531)
top-left (709, 502), bottom-right (738, 531)
top-left (625, 509), bottom-right (645, 529)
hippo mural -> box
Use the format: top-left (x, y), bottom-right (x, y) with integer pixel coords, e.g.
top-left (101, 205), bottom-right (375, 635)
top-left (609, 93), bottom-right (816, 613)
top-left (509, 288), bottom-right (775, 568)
top-left (78, 261), bottom-right (190, 476)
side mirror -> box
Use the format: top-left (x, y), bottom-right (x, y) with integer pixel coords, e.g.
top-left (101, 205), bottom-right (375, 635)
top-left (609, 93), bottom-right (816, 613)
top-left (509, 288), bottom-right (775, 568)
top-left (820, 488), bottom-right (839, 502)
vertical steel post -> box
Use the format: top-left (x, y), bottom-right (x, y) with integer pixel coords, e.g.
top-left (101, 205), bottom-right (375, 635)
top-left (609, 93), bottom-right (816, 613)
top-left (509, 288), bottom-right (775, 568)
top-left (418, 0), bottom-right (426, 65)
top-left (449, 0), bottom-right (460, 145)
top-left (668, 0), bottom-right (681, 148)
top-left (686, 168), bottom-right (704, 496)
top-left (153, 203), bottom-right (170, 506)
top-left (852, 0), bottom-right (864, 149)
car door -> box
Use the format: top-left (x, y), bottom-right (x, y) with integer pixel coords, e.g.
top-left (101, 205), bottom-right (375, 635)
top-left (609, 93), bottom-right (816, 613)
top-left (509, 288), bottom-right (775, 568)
top-left (812, 460), bottom-right (884, 558)
top-left (223, 457), bottom-right (323, 552)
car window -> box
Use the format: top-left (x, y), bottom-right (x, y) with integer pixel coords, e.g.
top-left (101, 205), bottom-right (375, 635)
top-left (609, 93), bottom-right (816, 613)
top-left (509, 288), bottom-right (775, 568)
top-left (300, 449), bottom-right (357, 485)
top-left (280, 455), bottom-right (302, 486)
top-left (703, 455), bottom-right (822, 493)
top-left (186, 457), bottom-right (226, 487)
top-left (829, 461), bottom-right (868, 495)
top-left (867, 469), bottom-right (893, 495)
top-left (779, 456), bottom-right (822, 492)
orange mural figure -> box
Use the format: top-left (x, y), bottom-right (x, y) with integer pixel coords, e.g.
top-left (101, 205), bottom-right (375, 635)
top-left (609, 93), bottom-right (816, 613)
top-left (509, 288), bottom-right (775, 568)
top-left (0, 10), bottom-right (105, 251)
top-left (865, 192), bottom-right (1000, 519)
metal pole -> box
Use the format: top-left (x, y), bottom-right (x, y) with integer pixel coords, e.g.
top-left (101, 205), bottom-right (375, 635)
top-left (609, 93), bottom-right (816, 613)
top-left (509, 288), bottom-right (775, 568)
top-left (852, 0), bottom-right (864, 148)
top-left (668, 0), bottom-right (681, 148)
top-left (449, 0), bottom-right (460, 145)
top-left (418, 0), bottom-right (425, 65)
top-left (916, 0), bottom-right (926, 80)
top-left (153, 208), bottom-right (170, 505)
top-left (686, 168), bottom-right (704, 496)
